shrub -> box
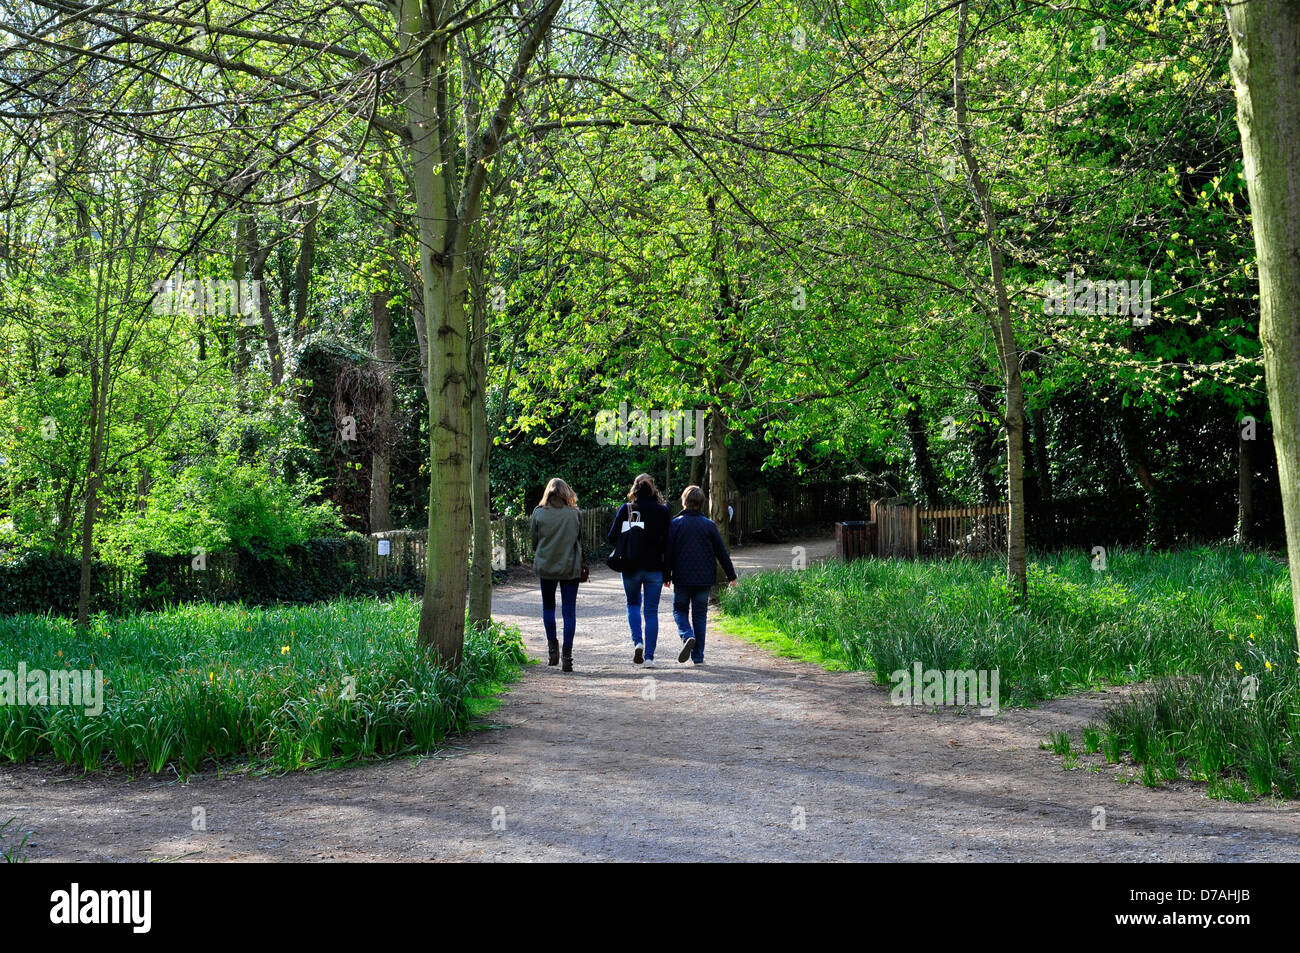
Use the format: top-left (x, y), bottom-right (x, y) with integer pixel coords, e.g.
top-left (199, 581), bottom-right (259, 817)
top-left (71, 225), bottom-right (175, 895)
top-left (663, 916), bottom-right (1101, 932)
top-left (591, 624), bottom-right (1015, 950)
top-left (98, 461), bottom-right (345, 569)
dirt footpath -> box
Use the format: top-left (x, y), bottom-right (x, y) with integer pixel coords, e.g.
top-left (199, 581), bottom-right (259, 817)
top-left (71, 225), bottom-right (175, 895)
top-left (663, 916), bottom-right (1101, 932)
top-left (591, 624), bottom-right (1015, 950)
top-left (4, 538), bottom-right (1299, 861)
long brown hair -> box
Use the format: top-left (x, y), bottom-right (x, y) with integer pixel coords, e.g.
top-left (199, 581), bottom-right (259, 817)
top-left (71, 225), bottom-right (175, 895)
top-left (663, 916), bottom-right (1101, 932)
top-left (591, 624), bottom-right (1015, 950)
top-left (627, 472), bottom-right (664, 504)
top-left (540, 477), bottom-right (578, 508)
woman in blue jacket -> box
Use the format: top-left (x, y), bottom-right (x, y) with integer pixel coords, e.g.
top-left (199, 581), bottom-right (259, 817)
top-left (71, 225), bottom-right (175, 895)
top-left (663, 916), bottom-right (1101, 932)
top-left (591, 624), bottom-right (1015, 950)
top-left (606, 474), bottom-right (671, 667)
top-left (664, 485), bottom-right (737, 665)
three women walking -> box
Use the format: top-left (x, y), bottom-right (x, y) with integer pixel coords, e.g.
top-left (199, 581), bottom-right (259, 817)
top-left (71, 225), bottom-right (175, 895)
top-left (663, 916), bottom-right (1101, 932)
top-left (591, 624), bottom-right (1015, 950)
top-left (530, 473), bottom-right (737, 672)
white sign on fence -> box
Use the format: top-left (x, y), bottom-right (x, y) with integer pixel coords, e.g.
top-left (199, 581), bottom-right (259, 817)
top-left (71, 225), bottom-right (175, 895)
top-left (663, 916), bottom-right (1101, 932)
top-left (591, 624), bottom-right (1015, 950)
top-left (377, 539), bottom-right (391, 556)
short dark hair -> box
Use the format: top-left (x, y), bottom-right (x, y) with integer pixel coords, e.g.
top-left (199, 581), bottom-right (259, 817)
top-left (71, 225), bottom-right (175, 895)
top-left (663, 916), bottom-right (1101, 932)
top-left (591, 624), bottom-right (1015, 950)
top-left (681, 485), bottom-right (706, 511)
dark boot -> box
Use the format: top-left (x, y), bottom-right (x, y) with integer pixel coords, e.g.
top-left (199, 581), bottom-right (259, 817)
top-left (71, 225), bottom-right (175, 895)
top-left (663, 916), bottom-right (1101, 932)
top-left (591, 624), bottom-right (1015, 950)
top-left (561, 649), bottom-right (573, 673)
top-left (547, 640), bottom-right (560, 666)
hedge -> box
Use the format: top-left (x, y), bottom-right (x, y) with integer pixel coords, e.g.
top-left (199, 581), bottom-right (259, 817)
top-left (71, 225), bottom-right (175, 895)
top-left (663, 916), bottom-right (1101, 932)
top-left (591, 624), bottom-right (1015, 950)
top-left (0, 540), bottom-right (425, 616)
top-left (0, 551), bottom-right (119, 616)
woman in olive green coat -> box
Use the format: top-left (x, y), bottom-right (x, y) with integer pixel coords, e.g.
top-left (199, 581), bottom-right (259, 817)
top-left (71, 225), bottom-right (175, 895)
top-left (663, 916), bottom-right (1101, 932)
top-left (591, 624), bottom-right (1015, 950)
top-left (530, 477), bottom-right (583, 671)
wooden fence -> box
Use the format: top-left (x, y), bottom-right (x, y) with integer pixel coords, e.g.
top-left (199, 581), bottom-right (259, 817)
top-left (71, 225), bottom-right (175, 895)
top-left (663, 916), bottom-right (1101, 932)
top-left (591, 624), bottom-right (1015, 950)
top-left (871, 502), bottom-right (1010, 558)
top-left (871, 500), bottom-right (918, 558)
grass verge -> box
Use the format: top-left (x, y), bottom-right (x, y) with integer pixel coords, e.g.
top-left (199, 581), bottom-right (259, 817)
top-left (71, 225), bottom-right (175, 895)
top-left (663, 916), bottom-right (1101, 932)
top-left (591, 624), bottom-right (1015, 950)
top-left (712, 612), bottom-right (856, 670)
top-left (719, 546), bottom-right (1299, 798)
top-left (0, 597), bottom-right (526, 775)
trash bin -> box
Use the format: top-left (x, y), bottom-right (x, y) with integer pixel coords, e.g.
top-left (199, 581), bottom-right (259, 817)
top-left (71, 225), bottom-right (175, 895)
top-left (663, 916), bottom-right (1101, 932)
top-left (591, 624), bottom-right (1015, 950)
top-left (836, 520), bottom-right (870, 561)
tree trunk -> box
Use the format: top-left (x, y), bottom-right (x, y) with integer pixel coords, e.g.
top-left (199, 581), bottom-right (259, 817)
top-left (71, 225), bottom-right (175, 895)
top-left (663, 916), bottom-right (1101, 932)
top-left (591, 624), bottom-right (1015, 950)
top-left (245, 215), bottom-right (284, 386)
top-left (293, 159), bottom-right (320, 342)
top-left (467, 250), bottom-right (493, 628)
top-left (1031, 407), bottom-right (1053, 503)
top-left (75, 359), bottom-right (105, 627)
top-left (278, 249), bottom-right (293, 332)
top-left (369, 288), bottom-right (394, 533)
top-left (1228, 2), bottom-right (1300, 640)
top-left (398, 1), bottom-right (469, 666)
top-left (407, 272), bottom-right (430, 403)
top-left (708, 406), bottom-right (729, 532)
top-left (398, 0), bottom-right (560, 664)
top-left (1236, 416), bottom-right (1254, 546)
top-left (1030, 407), bottom-right (1054, 547)
top-left (382, 165), bottom-right (430, 403)
top-left (954, 0), bottom-right (1027, 601)
top-left (232, 218), bottom-right (251, 380)
top-left (972, 381), bottom-right (1002, 504)
top-left (1116, 405), bottom-right (1168, 545)
top-left (904, 392), bottom-right (939, 507)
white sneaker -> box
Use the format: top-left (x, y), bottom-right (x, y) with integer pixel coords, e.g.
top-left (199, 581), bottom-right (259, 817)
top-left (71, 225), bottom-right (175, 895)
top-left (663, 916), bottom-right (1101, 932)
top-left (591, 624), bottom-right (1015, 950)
top-left (644, 659), bottom-right (656, 668)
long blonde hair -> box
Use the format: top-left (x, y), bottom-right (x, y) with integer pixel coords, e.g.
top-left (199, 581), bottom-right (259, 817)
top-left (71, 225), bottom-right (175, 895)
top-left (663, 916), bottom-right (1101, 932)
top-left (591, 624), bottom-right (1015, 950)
top-left (540, 477), bottom-right (578, 508)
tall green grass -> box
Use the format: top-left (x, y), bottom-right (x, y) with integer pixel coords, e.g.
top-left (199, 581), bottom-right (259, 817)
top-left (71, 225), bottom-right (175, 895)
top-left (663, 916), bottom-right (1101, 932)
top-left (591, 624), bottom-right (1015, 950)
top-left (720, 547), bottom-right (1299, 797)
top-left (0, 598), bottom-right (526, 775)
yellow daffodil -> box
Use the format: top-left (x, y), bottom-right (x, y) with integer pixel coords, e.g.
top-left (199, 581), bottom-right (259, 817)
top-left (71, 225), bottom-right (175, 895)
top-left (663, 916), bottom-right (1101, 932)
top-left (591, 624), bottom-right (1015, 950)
top-left (1248, 633), bottom-right (1255, 640)
top-left (1229, 634), bottom-right (1235, 640)
top-left (281, 645), bottom-right (290, 655)
top-left (209, 671), bottom-right (215, 682)
top-left (1265, 661), bottom-right (1273, 671)
top-left (1256, 614), bottom-right (1264, 620)
top-left (1234, 662), bottom-right (1243, 671)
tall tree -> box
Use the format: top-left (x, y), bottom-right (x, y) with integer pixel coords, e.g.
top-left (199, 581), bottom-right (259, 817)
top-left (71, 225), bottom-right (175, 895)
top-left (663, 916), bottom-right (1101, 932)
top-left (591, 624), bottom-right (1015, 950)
top-left (395, 0), bottom-right (563, 663)
top-left (1227, 0), bottom-right (1300, 649)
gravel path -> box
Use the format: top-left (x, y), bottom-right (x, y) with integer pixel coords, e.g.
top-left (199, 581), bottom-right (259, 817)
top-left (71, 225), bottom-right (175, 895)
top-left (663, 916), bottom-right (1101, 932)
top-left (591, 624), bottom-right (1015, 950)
top-left (5, 538), bottom-right (1300, 862)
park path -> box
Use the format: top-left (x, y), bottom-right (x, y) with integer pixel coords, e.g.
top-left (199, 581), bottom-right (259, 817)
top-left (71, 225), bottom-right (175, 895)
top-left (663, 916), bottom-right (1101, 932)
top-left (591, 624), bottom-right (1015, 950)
top-left (4, 537), bottom-right (1300, 861)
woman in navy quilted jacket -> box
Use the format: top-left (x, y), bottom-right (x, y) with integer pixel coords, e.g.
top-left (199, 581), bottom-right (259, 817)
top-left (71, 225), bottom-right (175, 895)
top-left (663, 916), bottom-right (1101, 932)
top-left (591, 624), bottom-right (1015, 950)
top-left (606, 474), bottom-right (670, 667)
top-left (664, 485), bottom-right (737, 665)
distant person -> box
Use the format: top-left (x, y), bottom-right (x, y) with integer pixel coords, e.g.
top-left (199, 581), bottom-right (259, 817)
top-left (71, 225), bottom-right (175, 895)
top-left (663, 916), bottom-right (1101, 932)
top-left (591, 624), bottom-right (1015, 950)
top-left (664, 485), bottom-right (737, 665)
top-left (606, 474), bottom-right (670, 667)
top-left (530, 477), bottom-right (584, 672)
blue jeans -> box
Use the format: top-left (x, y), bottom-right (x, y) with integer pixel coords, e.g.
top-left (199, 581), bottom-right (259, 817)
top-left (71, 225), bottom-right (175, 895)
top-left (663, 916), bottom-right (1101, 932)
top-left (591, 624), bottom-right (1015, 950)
top-left (540, 578), bottom-right (579, 651)
top-left (621, 569), bottom-right (663, 659)
top-left (672, 586), bottom-right (710, 662)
